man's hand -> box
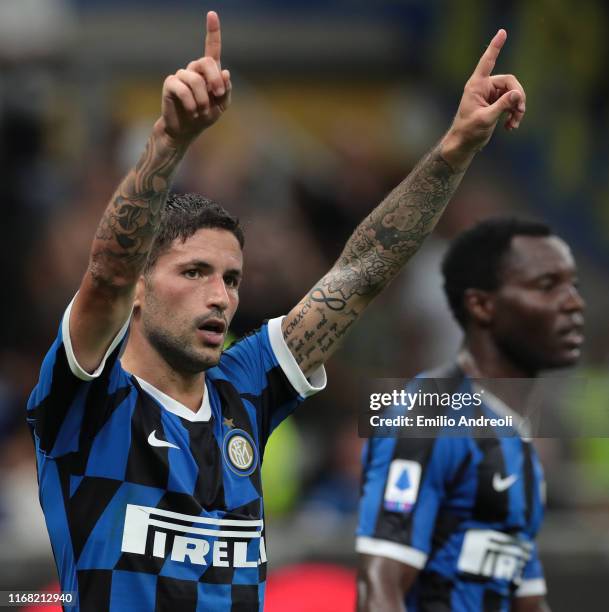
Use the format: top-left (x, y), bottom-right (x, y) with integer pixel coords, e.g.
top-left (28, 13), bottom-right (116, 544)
top-left (159, 11), bottom-right (232, 144)
top-left (441, 29), bottom-right (526, 170)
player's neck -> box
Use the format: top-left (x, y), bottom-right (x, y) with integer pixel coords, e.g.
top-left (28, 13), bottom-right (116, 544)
top-left (121, 328), bottom-right (205, 413)
top-left (458, 333), bottom-right (538, 379)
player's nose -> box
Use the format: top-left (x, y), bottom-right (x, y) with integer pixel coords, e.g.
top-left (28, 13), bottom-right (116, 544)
top-left (562, 284), bottom-right (585, 313)
top-left (206, 273), bottom-right (230, 310)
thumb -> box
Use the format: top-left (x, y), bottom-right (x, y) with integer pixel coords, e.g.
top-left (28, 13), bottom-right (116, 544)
top-left (484, 89), bottom-right (522, 123)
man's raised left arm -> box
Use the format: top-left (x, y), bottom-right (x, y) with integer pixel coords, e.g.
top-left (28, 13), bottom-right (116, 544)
top-left (282, 29), bottom-right (526, 376)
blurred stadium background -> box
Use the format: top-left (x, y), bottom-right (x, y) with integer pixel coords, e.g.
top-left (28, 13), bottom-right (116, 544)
top-left (1, 0), bottom-right (609, 609)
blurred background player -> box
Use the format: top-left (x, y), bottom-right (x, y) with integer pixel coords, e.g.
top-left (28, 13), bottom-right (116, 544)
top-left (25, 10), bottom-right (527, 612)
top-left (356, 218), bottom-right (585, 611)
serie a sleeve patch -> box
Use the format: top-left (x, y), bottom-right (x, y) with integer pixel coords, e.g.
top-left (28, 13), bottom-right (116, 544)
top-left (383, 459), bottom-right (422, 513)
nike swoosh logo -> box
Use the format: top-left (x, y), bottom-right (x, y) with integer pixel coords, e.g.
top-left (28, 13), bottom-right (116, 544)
top-left (492, 473), bottom-right (518, 492)
top-left (147, 430), bottom-right (180, 450)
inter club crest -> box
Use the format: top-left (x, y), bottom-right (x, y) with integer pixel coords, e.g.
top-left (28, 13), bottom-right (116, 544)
top-left (222, 429), bottom-right (258, 476)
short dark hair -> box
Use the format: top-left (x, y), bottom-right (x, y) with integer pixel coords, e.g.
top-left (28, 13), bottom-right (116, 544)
top-left (441, 217), bottom-right (552, 328)
top-left (145, 193), bottom-right (244, 272)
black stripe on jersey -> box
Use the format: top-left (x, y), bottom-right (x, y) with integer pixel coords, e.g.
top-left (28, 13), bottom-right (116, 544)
top-left (373, 437), bottom-right (436, 544)
top-left (230, 584), bottom-right (259, 612)
top-left (522, 441), bottom-right (535, 526)
top-left (430, 508), bottom-right (463, 557)
top-left (30, 344), bottom-right (81, 453)
top-left (76, 569), bottom-right (112, 612)
top-left (472, 434), bottom-right (510, 524)
top-left (78, 384), bottom-right (132, 462)
top-left (198, 563), bottom-right (234, 586)
top-left (114, 546), bottom-right (166, 575)
top-left (241, 365), bottom-right (296, 450)
top-left (229, 499), bottom-right (262, 518)
top-left (125, 390), bottom-right (170, 489)
top-left (214, 379), bottom-right (263, 497)
top-left (182, 419), bottom-right (227, 508)
top-left (156, 491), bottom-right (206, 517)
top-left (417, 571), bottom-right (452, 611)
top-left (428, 451), bottom-right (471, 555)
top-left (155, 576), bottom-right (197, 612)
top-left (69, 477), bottom-right (122, 562)
top-left (482, 588), bottom-right (504, 612)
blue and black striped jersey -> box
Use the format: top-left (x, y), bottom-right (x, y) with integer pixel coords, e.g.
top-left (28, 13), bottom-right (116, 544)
top-left (27, 298), bottom-right (326, 612)
top-left (357, 365), bottom-right (546, 612)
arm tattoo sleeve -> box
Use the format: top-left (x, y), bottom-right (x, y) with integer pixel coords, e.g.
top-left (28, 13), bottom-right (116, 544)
top-left (284, 142), bottom-right (466, 372)
top-left (89, 133), bottom-right (185, 288)
top-left (332, 143), bottom-right (464, 299)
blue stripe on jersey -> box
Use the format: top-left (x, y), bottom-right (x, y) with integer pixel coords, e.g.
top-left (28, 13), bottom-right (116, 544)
top-left (159, 548), bottom-right (207, 582)
top-left (268, 401), bottom-right (296, 435)
top-left (77, 483), bottom-right (165, 570)
top-left (501, 437), bottom-right (526, 529)
top-left (165, 412), bottom-right (199, 495)
top-left (522, 545), bottom-right (543, 580)
top-left (39, 459), bottom-right (77, 594)
top-left (232, 564), bottom-right (260, 585)
top-left (110, 570), bottom-right (156, 612)
top-left (238, 396), bottom-right (260, 443)
top-left (214, 328), bottom-right (276, 396)
top-left (50, 385), bottom-right (88, 457)
top-left (85, 392), bottom-right (135, 480)
top-left (356, 437), bottom-right (397, 538)
top-left (69, 475), bottom-right (83, 498)
top-left (196, 583), bottom-right (232, 611)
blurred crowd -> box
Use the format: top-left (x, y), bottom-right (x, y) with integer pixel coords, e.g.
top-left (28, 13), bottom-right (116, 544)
top-left (2, 0), bottom-right (609, 607)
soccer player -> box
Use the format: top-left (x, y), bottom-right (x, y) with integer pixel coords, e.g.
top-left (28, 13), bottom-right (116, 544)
top-left (356, 218), bottom-right (585, 612)
top-left (27, 12), bottom-right (526, 612)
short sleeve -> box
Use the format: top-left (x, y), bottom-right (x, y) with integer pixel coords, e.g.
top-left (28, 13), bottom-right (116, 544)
top-left (515, 544), bottom-right (547, 597)
top-left (217, 316), bottom-right (326, 446)
top-left (26, 297), bottom-right (130, 458)
top-left (356, 435), bottom-right (462, 569)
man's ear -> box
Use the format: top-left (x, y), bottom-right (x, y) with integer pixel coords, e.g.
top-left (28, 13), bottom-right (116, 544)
top-left (133, 275), bottom-right (146, 312)
top-left (463, 288), bottom-right (495, 326)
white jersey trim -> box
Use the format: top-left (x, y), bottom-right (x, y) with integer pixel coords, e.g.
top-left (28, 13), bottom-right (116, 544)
top-left (515, 578), bottom-right (547, 598)
top-left (355, 536), bottom-right (428, 569)
top-left (134, 376), bottom-right (212, 423)
top-left (62, 294), bottom-right (131, 382)
top-left (267, 316), bottom-right (327, 399)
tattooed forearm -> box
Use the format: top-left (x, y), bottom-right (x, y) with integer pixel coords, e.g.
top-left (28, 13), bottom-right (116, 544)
top-left (283, 141), bottom-right (466, 375)
top-left (333, 142), bottom-right (464, 303)
top-left (89, 131), bottom-right (185, 288)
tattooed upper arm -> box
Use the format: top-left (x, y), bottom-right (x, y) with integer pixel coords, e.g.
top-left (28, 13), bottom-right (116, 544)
top-left (70, 129), bottom-right (185, 373)
top-left (282, 143), bottom-right (465, 377)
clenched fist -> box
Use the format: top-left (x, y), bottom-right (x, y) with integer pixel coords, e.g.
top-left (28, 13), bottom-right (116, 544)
top-left (158, 11), bottom-right (232, 144)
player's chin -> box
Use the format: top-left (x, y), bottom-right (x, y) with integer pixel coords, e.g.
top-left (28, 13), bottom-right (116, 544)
top-left (545, 347), bottom-right (582, 369)
top-left (198, 344), bottom-right (223, 368)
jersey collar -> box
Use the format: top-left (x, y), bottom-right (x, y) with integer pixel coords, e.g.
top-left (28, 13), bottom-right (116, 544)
top-left (134, 375), bottom-right (212, 422)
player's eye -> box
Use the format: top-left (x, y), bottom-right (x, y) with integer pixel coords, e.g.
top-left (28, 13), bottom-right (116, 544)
top-left (537, 276), bottom-right (556, 291)
top-left (224, 275), bottom-right (240, 288)
top-left (184, 269), bottom-right (200, 279)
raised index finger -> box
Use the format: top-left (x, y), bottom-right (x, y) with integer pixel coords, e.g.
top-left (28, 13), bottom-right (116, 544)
top-left (204, 11), bottom-right (222, 65)
top-left (473, 29), bottom-right (507, 78)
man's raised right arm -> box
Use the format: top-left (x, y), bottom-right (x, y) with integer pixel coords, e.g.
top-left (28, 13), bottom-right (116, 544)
top-left (69, 11), bottom-right (231, 373)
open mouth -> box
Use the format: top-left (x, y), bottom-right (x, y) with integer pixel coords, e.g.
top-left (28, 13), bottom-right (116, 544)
top-left (558, 324), bottom-right (584, 348)
top-left (197, 318), bottom-right (227, 346)
top-left (198, 319), bottom-right (226, 334)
